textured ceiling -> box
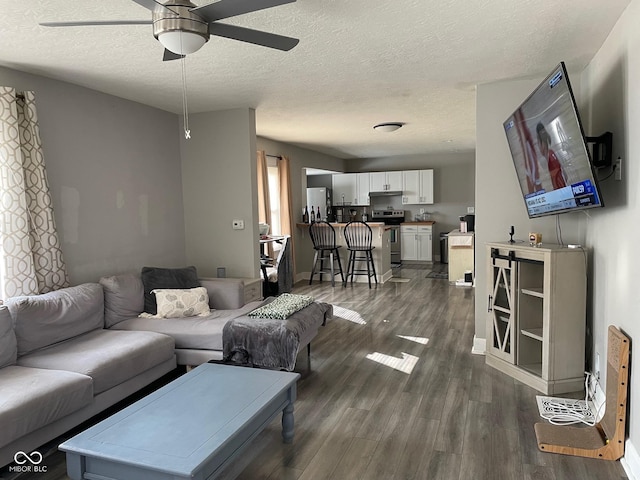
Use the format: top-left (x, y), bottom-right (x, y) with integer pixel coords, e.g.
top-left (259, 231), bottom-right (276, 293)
top-left (0, 0), bottom-right (631, 159)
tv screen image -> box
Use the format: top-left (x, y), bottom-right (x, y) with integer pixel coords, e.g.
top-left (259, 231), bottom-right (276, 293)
top-left (503, 62), bottom-right (604, 218)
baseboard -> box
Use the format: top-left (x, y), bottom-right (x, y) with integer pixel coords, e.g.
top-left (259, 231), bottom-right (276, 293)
top-left (471, 335), bottom-right (486, 355)
top-left (622, 439), bottom-right (640, 480)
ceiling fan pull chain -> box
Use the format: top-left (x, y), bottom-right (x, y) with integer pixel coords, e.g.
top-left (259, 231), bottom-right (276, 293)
top-left (180, 32), bottom-right (191, 140)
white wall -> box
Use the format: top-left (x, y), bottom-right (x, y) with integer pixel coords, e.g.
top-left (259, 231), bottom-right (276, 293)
top-left (181, 109), bottom-right (259, 279)
top-left (0, 66), bottom-right (186, 284)
top-left (476, 1), bottom-right (640, 473)
top-left (580, 0), bottom-right (640, 473)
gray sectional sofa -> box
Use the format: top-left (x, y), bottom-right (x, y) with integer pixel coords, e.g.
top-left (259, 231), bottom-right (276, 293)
top-left (0, 273), bottom-right (331, 469)
top-left (0, 283), bottom-right (177, 469)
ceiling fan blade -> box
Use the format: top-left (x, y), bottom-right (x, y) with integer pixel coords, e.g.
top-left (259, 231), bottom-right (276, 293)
top-left (130, 0), bottom-right (179, 15)
top-left (192, 0), bottom-right (296, 22)
top-left (40, 20), bottom-right (152, 27)
top-left (163, 49), bottom-right (185, 61)
top-left (209, 23), bottom-right (299, 51)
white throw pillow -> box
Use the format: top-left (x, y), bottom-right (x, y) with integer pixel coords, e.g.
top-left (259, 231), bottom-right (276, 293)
top-left (151, 287), bottom-right (210, 318)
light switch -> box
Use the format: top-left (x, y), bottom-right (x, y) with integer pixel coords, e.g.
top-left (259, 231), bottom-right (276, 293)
top-left (232, 220), bottom-right (244, 230)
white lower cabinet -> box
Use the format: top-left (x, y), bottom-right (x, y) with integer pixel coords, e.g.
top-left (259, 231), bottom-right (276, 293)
top-left (401, 225), bottom-right (432, 261)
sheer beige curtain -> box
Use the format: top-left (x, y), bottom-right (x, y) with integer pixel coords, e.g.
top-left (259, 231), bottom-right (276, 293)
top-left (278, 155), bottom-right (295, 272)
top-left (256, 150), bottom-right (273, 258)
top-left (0, 87), bottom-right (69, 299)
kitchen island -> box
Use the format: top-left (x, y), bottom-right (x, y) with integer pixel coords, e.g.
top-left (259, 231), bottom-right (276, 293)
top-left (296, 222), bottom-right (392, 284)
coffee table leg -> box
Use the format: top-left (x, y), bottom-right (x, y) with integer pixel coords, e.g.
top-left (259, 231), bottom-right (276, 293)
top-left (281, 402), bottom-right (295, 444)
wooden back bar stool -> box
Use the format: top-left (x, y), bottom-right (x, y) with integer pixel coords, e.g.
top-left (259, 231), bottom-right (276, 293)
top-left (343, 221), bottom-right (377, 288)
top-left (308, 221), bottom-right (345, 287)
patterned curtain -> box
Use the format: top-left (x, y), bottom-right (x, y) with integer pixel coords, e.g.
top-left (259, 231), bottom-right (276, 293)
top-left (0, 87), bottom-right (69, 299)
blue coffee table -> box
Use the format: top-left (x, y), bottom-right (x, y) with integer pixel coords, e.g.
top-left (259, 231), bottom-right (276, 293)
top-left (59, 363), bottom-right (300, 480)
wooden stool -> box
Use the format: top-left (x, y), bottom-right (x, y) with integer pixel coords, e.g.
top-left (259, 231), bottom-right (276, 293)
top-left (308, 221), bottom-right (345, 287)
top-left (533, 325), bottom-right (630, 460)
top-left (343, 221), bottom-right (377, 288)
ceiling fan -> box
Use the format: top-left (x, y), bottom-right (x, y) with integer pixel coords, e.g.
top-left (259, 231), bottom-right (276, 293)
top-left (40, 0), bottom-right (299, 61)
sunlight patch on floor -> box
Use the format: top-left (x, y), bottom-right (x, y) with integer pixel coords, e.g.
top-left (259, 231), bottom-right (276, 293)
top-left (397, 335), bottom-right (429, 345)
top-left (365, 352), bottom-right (419, 374)
top-left (332, 305), bottom-right (367, 325)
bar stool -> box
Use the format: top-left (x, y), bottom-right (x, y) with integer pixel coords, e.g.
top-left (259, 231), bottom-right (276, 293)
top-left (309, 221), bottom-right (345, 287)
top-left (343, 221), bottom-right (377, 288)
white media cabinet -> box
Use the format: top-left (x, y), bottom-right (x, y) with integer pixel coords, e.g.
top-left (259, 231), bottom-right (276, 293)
top-left (485, 242), bottom-right (587, 394)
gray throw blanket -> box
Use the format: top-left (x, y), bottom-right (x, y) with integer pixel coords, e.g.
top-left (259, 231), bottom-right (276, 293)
top-left (222, 298), bottom-right (332, 371)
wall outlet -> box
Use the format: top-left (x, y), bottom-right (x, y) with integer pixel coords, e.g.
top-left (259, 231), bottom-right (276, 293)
top-left (615, 157), bottom-right (622, 181)
top-left (467, 206), bottom-right (475, 214)
top-left (419, 208), bottom-right (425, 214)
top-left (595, 352), bottom-right (601, 380)
top-left (232, 219), bottom-right (244, 230)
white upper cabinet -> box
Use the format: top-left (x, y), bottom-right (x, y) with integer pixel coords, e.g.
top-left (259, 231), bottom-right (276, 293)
top-left (333, 173), bottom-right (357, 205)
top-left (333, 173), bottom-right (370, 206)
top-left (402, 169), bottom-right (434, 204)
top-left (369, 171), bottom-right (403, 192)
top-left (356, 172), bottom-right (370, 205)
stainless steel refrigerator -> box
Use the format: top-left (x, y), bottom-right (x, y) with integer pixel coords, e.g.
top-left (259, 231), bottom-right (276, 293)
top-left (306, 187), bottom-right (332, 221)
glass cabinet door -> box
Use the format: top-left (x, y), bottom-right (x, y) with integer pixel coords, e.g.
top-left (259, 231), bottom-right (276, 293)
top-left (487, 256), bottom-right (517, 363)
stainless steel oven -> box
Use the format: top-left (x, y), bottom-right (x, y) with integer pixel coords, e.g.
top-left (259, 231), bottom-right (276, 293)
top-left (371, 210), bottom-right (405, 265)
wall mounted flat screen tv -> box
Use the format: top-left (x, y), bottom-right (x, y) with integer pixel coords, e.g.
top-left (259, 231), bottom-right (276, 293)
top-left (503, 62), bottom-right (604, 218)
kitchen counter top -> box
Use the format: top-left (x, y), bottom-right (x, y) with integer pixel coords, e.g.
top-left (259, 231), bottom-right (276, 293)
top-left (296, 222), bottom-right (385, 228)
top-left (400, 221), bottom-right (436, 225)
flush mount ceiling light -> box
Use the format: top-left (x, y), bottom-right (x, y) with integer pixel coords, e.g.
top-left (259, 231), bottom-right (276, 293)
top-left (373, 122), bottom-right (403, 132)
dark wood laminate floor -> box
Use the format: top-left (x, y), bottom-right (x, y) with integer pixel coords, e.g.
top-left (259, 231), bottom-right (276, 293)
top-left (7, 265), bottom-right (628, 480)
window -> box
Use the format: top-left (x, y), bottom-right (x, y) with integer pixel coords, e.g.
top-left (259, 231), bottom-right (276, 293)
top-left (267, 159), bottom-right (281, 237)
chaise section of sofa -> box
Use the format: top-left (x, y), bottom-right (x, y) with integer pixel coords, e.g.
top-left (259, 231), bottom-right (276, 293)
top-left (0, 283), bottom-right (177, 469)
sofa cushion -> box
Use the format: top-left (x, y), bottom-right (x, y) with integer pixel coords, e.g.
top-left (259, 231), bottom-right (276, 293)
top-left (0, 365), bottom-right (93, 450)
top-left (110, 301), bottom-right (261, 351)
top-left (6, 283), bottom-right (104, 356)
top-left (0, 306), bottom-right (17, 368)
top-left (141, 266), bottom-right (200, 315)
top-left (152, 287), bottom-right (210, 318)
top-left (17, 329), bottom-right (175, 394)
top-left (100, 273), bottom-right (145, 327)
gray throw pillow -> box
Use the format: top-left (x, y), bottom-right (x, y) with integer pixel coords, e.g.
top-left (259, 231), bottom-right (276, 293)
top-left (140, 266), bottom-right (200, 315)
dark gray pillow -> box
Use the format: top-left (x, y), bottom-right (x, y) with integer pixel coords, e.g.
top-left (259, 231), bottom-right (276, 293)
top-left (141, 266), bottom-right (200, 314)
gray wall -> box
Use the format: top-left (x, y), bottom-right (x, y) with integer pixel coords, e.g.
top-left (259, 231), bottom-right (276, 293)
top-left (0, 66), bottom-right (185, 284)
top-left (349, 153), bottom-right (476, 259)
top-left (181, 109), bottom-right (259, 279)
top-left (476, 1), bottom-right (640, 470)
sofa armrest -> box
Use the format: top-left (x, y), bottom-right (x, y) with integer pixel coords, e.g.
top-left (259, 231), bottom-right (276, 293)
top-left (199, 278), bottom-right (246, 310)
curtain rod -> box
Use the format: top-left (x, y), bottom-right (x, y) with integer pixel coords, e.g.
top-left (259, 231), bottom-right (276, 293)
top-left (266, 154), bottom-right (282, 160)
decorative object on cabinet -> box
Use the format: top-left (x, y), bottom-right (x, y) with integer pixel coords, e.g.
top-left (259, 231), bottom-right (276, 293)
top-left (534, 325), bottom-right (629, 460)
top-left (485, 242), bottom-right (587, 395)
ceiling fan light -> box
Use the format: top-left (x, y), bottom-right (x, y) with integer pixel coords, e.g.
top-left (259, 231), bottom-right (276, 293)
top-left (373, 122), bottom-right (403, 132)
top-left (158, 30), bottom-right (207, 55)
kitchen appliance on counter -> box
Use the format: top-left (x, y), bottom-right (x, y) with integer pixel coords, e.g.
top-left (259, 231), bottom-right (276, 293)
top-left (371, 210), bottom-right (405, 265)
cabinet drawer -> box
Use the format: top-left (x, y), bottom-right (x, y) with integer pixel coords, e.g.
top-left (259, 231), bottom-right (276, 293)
top-left (401, 226), bottom-right (417, 233)
top-left (243, 279), bottom-right (262, 303)
top-left (417, 226), bottom-right (432, 234)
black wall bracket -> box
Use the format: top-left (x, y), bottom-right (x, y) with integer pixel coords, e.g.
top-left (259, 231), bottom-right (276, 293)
top-left (585, 131), bottom-right (613, 169)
